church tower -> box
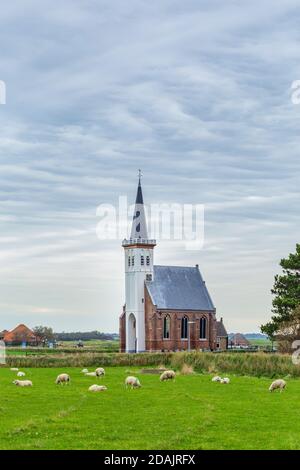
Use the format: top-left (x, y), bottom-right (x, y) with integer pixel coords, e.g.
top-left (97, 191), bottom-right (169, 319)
top-left (122, 173), bottom-right (156, 352)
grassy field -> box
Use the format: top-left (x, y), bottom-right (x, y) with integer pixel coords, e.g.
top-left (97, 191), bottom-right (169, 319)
top-left (0, 366), bottom-right (299, 450)
top-left (248, 338), bottom-right (273, 347)
top-left (5, 340), bottom-right (119, 356)
top-left (59, 339), bottom-right (119, 350)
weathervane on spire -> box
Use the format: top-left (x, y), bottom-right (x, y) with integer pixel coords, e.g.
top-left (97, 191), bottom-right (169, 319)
top-left (138, 169), bottom-right (142, 181)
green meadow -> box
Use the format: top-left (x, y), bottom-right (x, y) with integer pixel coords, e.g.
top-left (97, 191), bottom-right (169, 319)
top-left (0, 366), bottom-right (299, 450)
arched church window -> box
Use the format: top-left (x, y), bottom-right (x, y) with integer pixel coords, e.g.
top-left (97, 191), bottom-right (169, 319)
top-left (128, 256), bottom-right (131, 267)
top-left (141, 255), bottom-right (144, 265)
top-left (181, 316), bottom-right (188, 339)
top-left (163, 315), bottom-right (170, 339)
top-left (146, 255), bottom-right (150, 266)
top-left (200, 317), bottom-right (207, 339)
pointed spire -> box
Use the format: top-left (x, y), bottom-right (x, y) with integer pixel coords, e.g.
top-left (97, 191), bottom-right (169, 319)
top-left (130, 170), bottom-right (148, 240)
top-left (135, 170), bottom-right (144, 204)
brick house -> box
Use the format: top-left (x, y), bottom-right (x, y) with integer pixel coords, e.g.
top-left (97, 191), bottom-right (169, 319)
top-left (119, 175), bottom-right (227, 353)
top-left (2, 324), bottom-right (40, 346)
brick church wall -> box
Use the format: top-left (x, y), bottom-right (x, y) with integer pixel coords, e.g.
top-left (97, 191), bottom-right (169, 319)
top-left (144, 287), bottom-right (217, 352)
top-left (120, 288), bottom-right (217, 353)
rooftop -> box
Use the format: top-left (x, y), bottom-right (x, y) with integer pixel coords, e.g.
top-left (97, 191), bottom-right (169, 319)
top-left (146, 265), bottom-right (215, 311)
top-left (217, 320), bottom-right (228, 337)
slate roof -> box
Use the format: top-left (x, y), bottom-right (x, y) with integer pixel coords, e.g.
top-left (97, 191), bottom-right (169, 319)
top-left (145, 265), bottom-right (215, 311)
top-left (216, 320), bottom-right (228, 337)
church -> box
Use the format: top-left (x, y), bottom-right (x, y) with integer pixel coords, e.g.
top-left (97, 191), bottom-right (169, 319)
top-left (119, 176), bottom-right (227, 353)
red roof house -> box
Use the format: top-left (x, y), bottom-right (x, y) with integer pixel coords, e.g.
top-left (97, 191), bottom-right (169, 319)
top-left (3, 324), bottom-right (40, 346)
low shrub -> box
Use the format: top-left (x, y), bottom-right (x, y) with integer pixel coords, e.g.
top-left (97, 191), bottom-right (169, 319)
top-left (180, 363), bottom-right (194, 375)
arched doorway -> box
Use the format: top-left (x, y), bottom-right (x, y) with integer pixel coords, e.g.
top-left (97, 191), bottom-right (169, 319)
top-left (128, 313), bottom-right (137, 352)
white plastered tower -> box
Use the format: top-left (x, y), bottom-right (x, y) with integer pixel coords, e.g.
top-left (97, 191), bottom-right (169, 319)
top-left (122, 175), bottom-right (156, 352)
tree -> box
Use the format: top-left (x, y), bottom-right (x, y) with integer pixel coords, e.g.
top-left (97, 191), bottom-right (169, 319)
top-left (33, 326), bottom-right (55, 343)
top-left (261, 244), bottom-right (300, 339)
top-left (54, 331), bottom-right (116, 341)
top-left (274, 305), bottom-right (300, 353)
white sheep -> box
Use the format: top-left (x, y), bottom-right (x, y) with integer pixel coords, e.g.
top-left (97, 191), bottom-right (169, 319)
top-left (55, 373), bottom-right (70, 385)
top-left (220, 377), bottom-right (230, 384)
top-left (17, 371), bottom-right (26, 377)
top-left (125, 376), bottom-right (141, 389)
top-left (212, 376), bottom-right (222, 382)
top-left (88, 384), bottom-right (107, 392)
top-left (10, 368), bottom-right (19, 371)
top-left (13, 379), bottom-right (32, 387)
top-left (269, 379), bottom-right (286, 392)
top-left (160, 370), bottom-right (176, 381)
top-left (95, 367), bottom-right (105, 377)
top-left (81, 368), bottom-right (89, 373)
top-left (85, 371), bottom-right (97, 377)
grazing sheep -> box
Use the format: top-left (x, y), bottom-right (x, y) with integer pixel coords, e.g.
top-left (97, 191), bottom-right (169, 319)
top-left (13, 380), bottom-right (32, 387)
top-left (81, 368), bottom-right (88, 373)
top-left (125, 376), bottom-right (141, 389)
top-left (17, 371), bottom-right (26, 377)
top-left (85, 371), bottom-right (97, 377)
top-left (269, 379), bottom-right (286, 392)
top-left (95, 367), bottom-right (105, 377)
top-left (55, 373), bottom-right (70, 385)
top-left (10, 368), bottom-right (18, 371)
top-left (160, 370), bottom-right (176, 381)
top-left (88, 384), bottom-right (107, 392)
top-left (220, 377), bottom-right (230, 384)
top-left (212, 376), bottom-right (222, 382)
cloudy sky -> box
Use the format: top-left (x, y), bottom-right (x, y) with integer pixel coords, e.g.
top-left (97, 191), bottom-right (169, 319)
top-left (0, 0), bottom-right (300, 333)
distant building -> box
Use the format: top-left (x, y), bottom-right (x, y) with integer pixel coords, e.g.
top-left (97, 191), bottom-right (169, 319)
top-left (119, 175), bottom-right (227, 353)
top-left (229, 333), bottom-right (251, 348)
top-left (0, 330), bottom-right (8, 341)
top-left (2, 324), bottom-right (40, 346)
top-left (216, 318), bottom-right (228, 350)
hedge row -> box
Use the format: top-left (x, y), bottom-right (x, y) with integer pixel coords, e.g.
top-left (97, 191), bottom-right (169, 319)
top-left (1, 351), bottom-right (300, 378)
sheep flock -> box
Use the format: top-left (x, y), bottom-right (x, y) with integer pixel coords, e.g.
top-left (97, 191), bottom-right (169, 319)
top-left (8, 366), bottom-right (289, 395)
